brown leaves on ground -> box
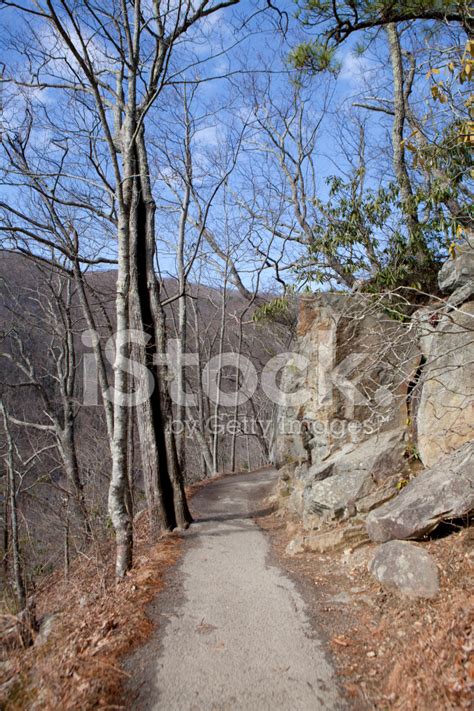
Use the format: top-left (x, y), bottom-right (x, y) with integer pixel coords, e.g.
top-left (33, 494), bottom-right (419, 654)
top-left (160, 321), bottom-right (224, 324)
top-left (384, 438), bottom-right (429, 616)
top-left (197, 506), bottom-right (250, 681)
top-left (383, 598), bottom-right (473, 709)
top-left (258, 511), bottom-right (473, 710)
top-left (1, 514), bottom-right (182, 710)
top-left (331, 635), bottom-right (352, 648)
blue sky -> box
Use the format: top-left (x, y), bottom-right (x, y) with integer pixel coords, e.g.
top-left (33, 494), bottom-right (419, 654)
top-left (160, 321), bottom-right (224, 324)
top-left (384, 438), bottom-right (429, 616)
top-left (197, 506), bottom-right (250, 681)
top-left (0, 0), bottom-right (463, 293)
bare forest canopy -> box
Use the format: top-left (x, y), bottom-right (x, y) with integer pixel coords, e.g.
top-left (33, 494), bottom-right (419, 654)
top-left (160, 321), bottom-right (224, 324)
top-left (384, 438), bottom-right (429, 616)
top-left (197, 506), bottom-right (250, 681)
top-left (0, 0), bottom-right (472, 603)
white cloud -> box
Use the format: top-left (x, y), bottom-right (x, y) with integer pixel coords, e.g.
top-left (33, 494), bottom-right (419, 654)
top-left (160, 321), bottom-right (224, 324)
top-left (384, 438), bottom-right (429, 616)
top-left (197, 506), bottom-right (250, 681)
top-left (193, 124), bottom-right (221, 148)
top-left (339, 51), bottom-right (374, 88)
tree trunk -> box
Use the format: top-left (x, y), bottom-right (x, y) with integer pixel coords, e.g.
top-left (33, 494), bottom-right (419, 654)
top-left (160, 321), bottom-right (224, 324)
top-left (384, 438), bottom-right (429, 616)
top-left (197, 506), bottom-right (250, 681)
top-left (154, 294), bottom-right (193, 528)
top-left (190, 296), bottom-right (215, 476)
top-left (176, 94), bottom-right (192, 472)
top-left (126, 402), bottom-right (135, 520)
top-left (230, 315), bottom-right (244, 472)
top-left (248, 396), bottom-right (270, 460)
top-left (176, 269), bottom-right (188, 474)
top-left (386, 23), bottom-right (429, 262)
top-left (128, 216), bottom-right (176, 534)
top-left (191, 419), bottom-right (214, 475)
top-left (64, 499), bottom-right (70, 578)
top-left (59, 418), bottom-right (91, 539)
top-left (1, 402), bottom-right (26, 610)
top-left (213, 270), bottom-right (228, 473)
top-left (3, 485), bottom-right (8, 585)
top-left (108, 203), bottom-right (133, 577)
top-left (136, 131), bottom-right (192, 529)
top-left (73, 260), bottom-right (114, 440)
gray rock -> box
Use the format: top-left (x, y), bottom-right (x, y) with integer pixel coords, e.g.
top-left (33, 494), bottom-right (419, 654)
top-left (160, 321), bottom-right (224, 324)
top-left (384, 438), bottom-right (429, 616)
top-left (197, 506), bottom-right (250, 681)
top-left (412, 304), bottom-right (441, 359)
top-left (438, 242), bottom-right (474, 293)
top-left (285, 522), bottom-right (369, 556)
top-left (369, 540), bottom-right (439, 599)
top-left (303, 428), bottom-right (406, 528)
top-left (285, 537), bottom-right (305, 556)
top-left (35, 612), bottom-right (59, 646)
top-left (272, 292), bottom-right (419, 471)
top-left (417, 301), bottom-right (474, 466)
top-left (447, 282), bottom-right (474, 307)
top-left (366, 442), bottom-right (474, 542)
top-left (303, 524), bottom-right (369, 552)
top-left (356, 478), bottom-right (398, 514)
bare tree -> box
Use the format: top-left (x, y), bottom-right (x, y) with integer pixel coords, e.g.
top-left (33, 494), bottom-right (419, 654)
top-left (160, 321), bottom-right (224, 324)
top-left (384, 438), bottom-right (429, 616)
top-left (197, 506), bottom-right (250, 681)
top-left (0, 400), bottom-right (26, 610)
top-left (1, 270), bottom-right (90, 538)
top-left (2, 0), bottom-right (241, 575)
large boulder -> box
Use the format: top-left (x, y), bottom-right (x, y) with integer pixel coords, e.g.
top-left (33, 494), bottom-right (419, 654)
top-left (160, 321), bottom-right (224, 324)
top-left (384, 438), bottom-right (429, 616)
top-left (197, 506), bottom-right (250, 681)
top-left (366, 443), bottom-right (474, 542)
top-left (302, 428), bottom-right (406, 528)
top-left (369, 540), bottom-right (439, 599)
top-left (417, 301), bottom-right (474, 466)
top-left (447, 281), bottom-right (474, 307)
top-left (438, 239), bottom-right (474, 293)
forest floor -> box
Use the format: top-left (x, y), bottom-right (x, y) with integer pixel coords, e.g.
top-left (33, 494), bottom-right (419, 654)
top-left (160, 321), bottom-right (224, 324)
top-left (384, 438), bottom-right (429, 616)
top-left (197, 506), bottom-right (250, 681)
top-left (0, 513), bottom-right (183, 709)
top-left (257, 503), bottom-right (473, 710)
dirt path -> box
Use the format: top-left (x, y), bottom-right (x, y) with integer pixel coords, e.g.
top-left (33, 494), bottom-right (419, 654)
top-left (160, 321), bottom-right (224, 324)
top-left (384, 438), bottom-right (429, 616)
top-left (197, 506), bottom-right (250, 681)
top-left (127, 468), bottom-right (345, 710)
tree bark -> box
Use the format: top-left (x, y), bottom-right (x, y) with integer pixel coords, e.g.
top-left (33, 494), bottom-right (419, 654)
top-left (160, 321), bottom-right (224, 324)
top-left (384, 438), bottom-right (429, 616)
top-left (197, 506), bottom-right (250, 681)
top-left (136, 131), bottom-right (192, 529)
top-left (386, 24), bottom-right (423, 248)
top-left (73, 260), bottom-right (114, 440)
top-left (108, 200), bottom-right (133, 576)
top-left (55, 278), bottom-right (91, 538)
top-left (176, 208), bottom-right (190, 473)
top-left (59, 416), bottom-right (91, 538)
top-left (188, 296), bottom-right (215, 476)
top-left (230, 315), bottom-right (244, 472)
top-left (128, 170), bottom-right (176, 534)
top-left (213, 269), bottom-right (229, 473)
top-left (176, 94), bottom-right (193, 472)
top-left (1, 402), bottom-right (26, 610)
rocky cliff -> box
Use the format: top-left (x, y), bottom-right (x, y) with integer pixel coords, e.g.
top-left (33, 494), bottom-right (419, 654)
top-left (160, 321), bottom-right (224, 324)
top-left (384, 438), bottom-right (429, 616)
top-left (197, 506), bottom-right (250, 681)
top-left (272, 242), bottom-right (473, 593)
top-left (272, 292), bottom-right (418, 528)
top-left (415, 239), bottom-right (474, 467)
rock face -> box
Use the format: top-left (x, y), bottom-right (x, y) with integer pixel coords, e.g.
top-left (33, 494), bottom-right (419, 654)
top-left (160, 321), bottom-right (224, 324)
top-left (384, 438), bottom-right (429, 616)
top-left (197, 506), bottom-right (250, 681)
top-left (369, 541), bottom-right (439, 599)
top-left (366, 443), bottom-right (474, 542)
top-left (416, 301), bottom-right (474, 467)
top-left (35, 612), bottom-right (59, 646)
top-left (272, 293), bottom-right (417, 528)
top-left (416, 238), bottom-right (474, 467)
top-left (273, 264), bottom-right (473, 534)
top-left (272, 294), bottom-right (418, 468)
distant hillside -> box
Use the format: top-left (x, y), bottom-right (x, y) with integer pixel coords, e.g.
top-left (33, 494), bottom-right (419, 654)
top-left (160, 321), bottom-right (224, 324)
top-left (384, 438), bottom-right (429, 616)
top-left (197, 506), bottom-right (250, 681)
top-left (0, 250), bottom-right (292, 578)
